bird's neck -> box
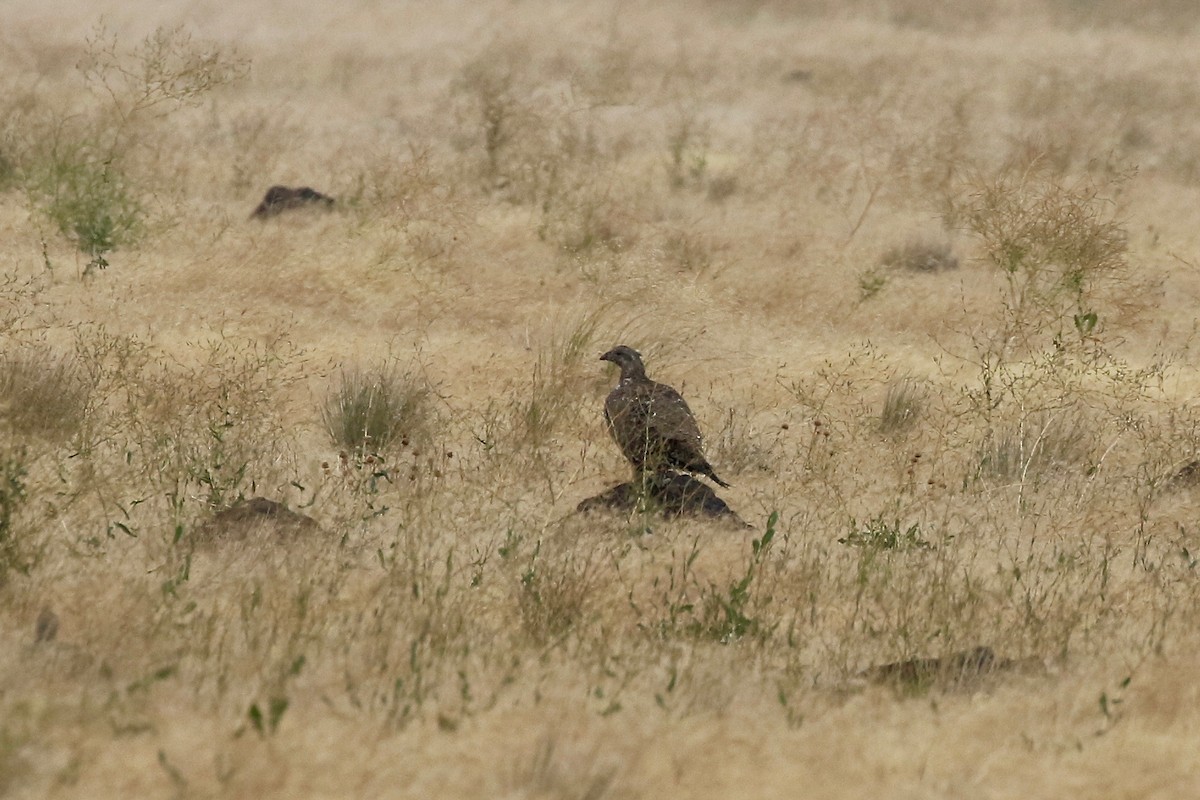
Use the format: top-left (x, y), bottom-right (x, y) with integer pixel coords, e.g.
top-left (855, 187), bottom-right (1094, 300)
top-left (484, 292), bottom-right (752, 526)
top-left (621, 365), bottom-right (647, 383)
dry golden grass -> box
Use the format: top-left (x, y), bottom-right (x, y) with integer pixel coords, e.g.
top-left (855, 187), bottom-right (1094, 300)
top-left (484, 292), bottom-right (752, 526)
top-left (4, 1), bottom-right (1200, 797)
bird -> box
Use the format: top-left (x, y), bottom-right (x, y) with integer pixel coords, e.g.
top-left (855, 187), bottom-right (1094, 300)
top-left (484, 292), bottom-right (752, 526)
top-left (250, 185), bottom-right (335, 219)
top-left (599, 345), bottom-right (730, 488)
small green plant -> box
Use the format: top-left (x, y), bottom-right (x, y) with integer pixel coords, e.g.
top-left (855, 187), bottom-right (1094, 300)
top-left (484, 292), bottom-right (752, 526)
top-left (695, 512), bottom-right (778, 642)
top-left (839, 515), bottom-right (932, 551)
top-left (954, 159), bottom-right (1131, 350)
top-left (323, 363), bottom-right (434, 455)
top-left (30, 143), bottom-right (143, 274)
top-left (858, 267), bottom-right (887, 300)
top-left (248, 695), bottom-right (290, 737)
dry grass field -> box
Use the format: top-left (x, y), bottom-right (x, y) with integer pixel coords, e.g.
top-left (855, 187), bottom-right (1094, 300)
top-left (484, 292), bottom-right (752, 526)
top-left (5, 0), bottom-right (1200, 796)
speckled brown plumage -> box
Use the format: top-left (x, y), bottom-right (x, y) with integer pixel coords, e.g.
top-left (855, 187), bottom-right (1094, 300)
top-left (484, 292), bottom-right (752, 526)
top-left (599, 345), bottom-right (730, 488)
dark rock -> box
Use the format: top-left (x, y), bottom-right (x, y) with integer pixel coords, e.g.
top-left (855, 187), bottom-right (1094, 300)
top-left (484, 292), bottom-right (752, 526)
top-left (577, 470), bottom-right (746, 526)
top-left (880, 240), bottom-right (959, 273)
top-left (250, 185), bottom-right (335, 219)
top-left (861, 646), bottom-right (1016, 690)
top-left (35, 607), bottom-right (59, 643)
top-left (196, 496), bottom-right (319, 542)
top-left (1167, 458), bottom-right (1200, 487)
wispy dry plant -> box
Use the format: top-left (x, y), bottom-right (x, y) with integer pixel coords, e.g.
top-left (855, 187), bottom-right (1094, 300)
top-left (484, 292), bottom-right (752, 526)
top-left (954, 158), bottom-right (1133, 351)
top-left (510, 311), bottom-right (610, 452)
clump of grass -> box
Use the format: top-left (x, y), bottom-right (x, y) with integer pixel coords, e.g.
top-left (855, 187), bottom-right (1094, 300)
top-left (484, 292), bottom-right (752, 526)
top-left (879, 376), bottom-right (927, 434)
top-left (454, 39), bottom-right (532, 186)
top-left (322, 363), bottom-right (434, 455)
top-left (976, 411), bottom-right (1093, 483)
top-left (706, 174), bottom-right (737, 203)
top-left (0, 347), bottom-right (90, 443)
top-left (880, 239), bottom-right (959, 272)
top-left (510, 311), bottom-right (609, 452)
top-left (660, 226), bottom-right (714, 273)
top-left (537, 179), bottom-right (631, 256)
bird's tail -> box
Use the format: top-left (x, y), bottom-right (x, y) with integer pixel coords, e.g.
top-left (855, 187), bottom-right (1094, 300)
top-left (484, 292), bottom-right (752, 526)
top-left (706, 467), bottom-right (732, 489)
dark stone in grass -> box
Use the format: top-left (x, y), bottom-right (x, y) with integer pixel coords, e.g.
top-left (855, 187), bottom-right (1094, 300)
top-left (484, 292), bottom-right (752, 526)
top-left (197, 497), bottom-right (319, 542)
top-left (861, 646), bottom-right (1022, 691)
top-left (880, 240), bottom-right (959, 273)
top-left (250, 185), bottom-right (335, 219)
top-left (35, 607), bottom-right (59, 643)
top-left (576, 470), bottom-right (747, 526)
top-left (1167, 458), bottom-right (1200, 487)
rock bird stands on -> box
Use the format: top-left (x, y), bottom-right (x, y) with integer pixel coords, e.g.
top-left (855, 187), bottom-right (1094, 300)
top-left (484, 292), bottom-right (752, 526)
top-left (599, 345), bottom-right (730, 488)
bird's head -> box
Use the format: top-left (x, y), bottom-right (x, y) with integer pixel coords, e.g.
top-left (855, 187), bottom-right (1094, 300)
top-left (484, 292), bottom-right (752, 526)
top-left (600, 345), bottom-right (647, 380)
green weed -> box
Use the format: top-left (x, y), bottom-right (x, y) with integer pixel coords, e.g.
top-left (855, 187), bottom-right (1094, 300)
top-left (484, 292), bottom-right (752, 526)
top-left (839, 515), bottom-right (933, 551)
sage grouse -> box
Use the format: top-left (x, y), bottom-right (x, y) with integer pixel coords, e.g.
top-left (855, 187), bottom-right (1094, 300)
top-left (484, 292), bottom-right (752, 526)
top-left (599, 345), bottom-right (730, 488)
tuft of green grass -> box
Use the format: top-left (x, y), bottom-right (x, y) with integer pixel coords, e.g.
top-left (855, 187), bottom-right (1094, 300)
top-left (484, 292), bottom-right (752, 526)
top-left (322, 364), bottom-right (434, 455)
